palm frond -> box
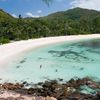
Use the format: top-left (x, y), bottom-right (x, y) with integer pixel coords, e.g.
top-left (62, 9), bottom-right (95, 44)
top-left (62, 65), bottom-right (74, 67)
top-left (42, 0), bottom-right (53, 6)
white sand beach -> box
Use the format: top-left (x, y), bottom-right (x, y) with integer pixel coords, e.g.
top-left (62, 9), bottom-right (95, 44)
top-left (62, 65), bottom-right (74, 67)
top-left (0, 34), bottom-right (100, 67)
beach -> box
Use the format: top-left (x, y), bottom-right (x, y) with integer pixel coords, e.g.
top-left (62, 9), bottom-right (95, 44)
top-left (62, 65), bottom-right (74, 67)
top-left (0, 34), bottom-right (100, 99)
top-left (0, 34), bottom-right (100, 67)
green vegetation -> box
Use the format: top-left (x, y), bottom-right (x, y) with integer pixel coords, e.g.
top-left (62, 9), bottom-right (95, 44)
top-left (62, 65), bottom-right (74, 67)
top-left (0, 8), bottom-right (100, 44)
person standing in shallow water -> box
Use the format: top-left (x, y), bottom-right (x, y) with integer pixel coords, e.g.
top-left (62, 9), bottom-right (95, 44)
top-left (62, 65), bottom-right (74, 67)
top-left (40, 65), bottom-right (42, 69)
top-left (55, 69), bottom-right (58, 72)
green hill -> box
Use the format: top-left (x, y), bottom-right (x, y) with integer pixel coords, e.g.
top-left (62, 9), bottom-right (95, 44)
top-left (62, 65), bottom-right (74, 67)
top-left (46, 8), bottom-right (100, 20)
top-left (0, 9), bottom-right (14, 20)
top-left (43, 8), bottom-right (100, 35)
top-left (0, 8), bottom-right (100, 43)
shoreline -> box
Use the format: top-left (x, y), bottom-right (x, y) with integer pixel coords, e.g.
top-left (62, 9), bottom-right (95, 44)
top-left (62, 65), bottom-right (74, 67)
top-left (0, 34), bottom-right (100, 67)
top-left (0, 34), bottom-right (100, 99)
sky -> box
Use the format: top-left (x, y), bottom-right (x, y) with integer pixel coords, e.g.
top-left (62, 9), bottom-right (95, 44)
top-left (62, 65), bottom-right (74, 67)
top-left (0, 0), bottom-right (100, 18)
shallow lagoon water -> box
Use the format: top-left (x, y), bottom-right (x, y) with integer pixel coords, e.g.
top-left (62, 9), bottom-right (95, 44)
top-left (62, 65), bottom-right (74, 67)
top-left (0, 38), bottom-right (100, 83)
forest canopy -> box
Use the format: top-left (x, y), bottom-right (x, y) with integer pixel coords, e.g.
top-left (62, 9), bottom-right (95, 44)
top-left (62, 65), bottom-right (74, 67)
top-left (0, 7), bottom-right (100, 44)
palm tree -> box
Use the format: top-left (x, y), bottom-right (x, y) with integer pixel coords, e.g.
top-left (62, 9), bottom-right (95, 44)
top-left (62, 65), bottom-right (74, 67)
top-left (42, 0), bottom-right (53, 6)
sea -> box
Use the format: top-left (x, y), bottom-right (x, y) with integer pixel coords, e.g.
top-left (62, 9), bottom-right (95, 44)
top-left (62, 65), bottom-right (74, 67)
top-left (0, 38), bottom-right (100, 84)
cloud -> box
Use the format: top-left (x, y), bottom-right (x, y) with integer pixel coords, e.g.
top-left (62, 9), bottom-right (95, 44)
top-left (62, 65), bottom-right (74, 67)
top-left (26, 12), bottom-right (39, 18)
top-left (12, 14), bottom-right (17, 18)
top-left (71, 0), bottom-right (100, 11)
top-left (37, 10), bottom-right (42, 14)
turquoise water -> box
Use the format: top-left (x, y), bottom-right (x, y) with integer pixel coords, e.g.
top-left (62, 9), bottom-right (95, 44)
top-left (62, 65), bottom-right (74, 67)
top-left (80, 85), bottom-right (100, 95)
top-left (0, 38), bottom-right (100, 83)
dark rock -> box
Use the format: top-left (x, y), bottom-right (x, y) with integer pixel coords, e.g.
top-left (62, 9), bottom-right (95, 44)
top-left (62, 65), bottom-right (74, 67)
top-left (0, 77), bottom-right (100, 100)
top-left (0, 83), bottom-right (24, 90)
top-left (22, 81), bottom-right (27, 85)
top-left (97, 92), bottom-right (100, 98)
top-left (58, 78), bottom-right (63, 82)
top-left (38, 82), bottom-right (43, 86)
